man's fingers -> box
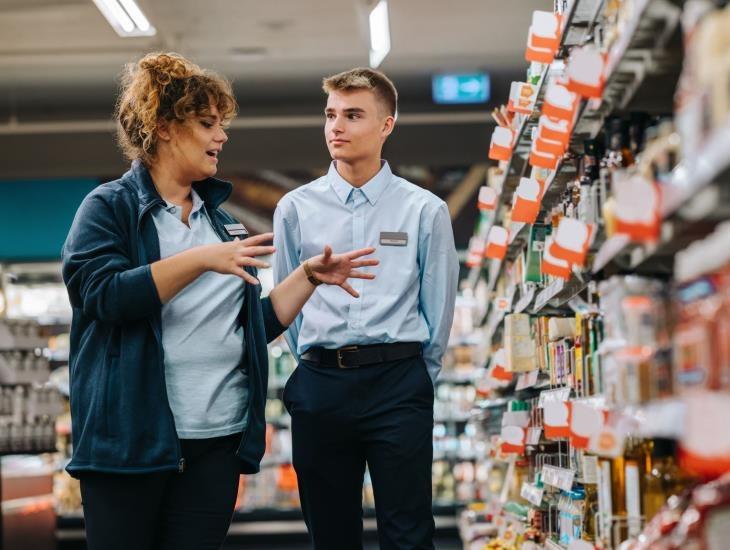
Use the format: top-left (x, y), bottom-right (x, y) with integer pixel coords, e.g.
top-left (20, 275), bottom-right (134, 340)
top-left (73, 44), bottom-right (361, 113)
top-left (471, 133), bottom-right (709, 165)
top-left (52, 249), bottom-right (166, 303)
top-left (241, 232), bottom-right (274, 246)
top-left (349, 271), bottom-right (376, 280)
top-left (346, 247), bottom-right (376, 260)
top-left (340, 282), bottom-right (359, 298)
top-left (322, 245), bottom-right (333, 262)
top-left (350, 259), bottom-right (379, 268)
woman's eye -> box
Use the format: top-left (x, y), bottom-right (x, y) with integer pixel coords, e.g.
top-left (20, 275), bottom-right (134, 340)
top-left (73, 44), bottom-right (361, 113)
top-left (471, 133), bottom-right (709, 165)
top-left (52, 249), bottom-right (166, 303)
top-left (201, 121), bottom-right (213, 128)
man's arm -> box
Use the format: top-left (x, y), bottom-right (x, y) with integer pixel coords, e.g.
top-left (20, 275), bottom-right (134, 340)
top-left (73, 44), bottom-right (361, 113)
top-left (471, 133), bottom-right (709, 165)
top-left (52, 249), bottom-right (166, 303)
top-left (272, 200), bottom-right (303, 361)
top-left (418, 201), bottom-right (459, 382)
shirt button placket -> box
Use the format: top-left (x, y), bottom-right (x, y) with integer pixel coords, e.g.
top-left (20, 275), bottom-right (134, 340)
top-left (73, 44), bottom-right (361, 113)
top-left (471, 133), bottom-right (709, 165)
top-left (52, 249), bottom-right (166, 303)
top-left (349, 190), bottom-right (366, 333)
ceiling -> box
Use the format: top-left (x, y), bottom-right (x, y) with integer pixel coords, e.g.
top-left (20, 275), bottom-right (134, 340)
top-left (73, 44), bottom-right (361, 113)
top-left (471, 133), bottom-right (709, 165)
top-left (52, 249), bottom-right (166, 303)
top-left (0, 0), bottom-right (549, 246)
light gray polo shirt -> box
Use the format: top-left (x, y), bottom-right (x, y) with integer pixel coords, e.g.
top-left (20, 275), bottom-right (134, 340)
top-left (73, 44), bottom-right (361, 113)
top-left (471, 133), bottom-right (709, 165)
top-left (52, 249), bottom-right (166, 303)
top-left (151, 189), bottom-right (248, 439)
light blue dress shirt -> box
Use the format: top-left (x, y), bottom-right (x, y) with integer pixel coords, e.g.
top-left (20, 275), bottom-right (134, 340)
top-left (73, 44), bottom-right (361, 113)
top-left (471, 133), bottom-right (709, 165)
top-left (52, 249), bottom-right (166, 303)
top-left (273, 161), bottom-right (458, 381)
top-left (151, 189), bottom-right (249, 439)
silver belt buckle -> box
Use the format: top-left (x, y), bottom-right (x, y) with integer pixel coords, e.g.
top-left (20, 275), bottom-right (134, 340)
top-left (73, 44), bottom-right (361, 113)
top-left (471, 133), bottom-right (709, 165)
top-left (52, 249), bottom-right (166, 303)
top-left (336, 345), bottom-right (359, 368)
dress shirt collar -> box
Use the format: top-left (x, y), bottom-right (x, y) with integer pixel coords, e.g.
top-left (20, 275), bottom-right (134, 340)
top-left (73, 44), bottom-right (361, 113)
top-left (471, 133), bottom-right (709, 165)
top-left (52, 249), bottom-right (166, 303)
top-left (328, 160), bottom-right (392, 206)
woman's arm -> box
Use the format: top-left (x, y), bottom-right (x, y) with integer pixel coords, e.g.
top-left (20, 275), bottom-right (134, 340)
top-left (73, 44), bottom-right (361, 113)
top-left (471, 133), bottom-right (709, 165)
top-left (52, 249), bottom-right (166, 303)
top-left (150, 233), bottom-right (274, 303)
top-left (268, 245), bottom-right (378, 327)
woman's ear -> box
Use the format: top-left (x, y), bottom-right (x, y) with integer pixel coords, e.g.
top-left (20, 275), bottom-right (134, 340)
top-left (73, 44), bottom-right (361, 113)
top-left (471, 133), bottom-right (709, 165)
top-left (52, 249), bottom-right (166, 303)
top-left (156, 118), bottom-right (172, 142)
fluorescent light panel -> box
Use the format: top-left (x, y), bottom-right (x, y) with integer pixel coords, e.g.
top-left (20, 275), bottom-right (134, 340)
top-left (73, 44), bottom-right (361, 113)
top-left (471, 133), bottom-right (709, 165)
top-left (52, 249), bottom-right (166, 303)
top-left (93, 0), bottom-right (156, 37)
top-left (368, 0), bottom-right (390, 68)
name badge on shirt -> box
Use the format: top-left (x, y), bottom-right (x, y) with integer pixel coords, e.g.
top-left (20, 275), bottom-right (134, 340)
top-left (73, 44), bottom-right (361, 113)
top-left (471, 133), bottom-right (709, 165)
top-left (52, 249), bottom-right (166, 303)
top-left (380, 231), bottom-right (408, 246)
top-left (224, 223), bottom-right (249, 237)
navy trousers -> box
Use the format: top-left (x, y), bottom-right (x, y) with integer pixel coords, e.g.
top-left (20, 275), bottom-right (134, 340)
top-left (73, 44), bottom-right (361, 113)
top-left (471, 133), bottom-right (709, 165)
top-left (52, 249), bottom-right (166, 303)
top-left (79, 433), bottom-right (241, 550)
top-left (284, 355), bottom-right (435, 550)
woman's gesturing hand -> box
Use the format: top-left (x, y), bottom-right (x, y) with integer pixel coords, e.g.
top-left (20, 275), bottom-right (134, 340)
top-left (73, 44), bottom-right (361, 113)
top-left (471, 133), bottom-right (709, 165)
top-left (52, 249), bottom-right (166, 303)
top-left (307, 245), bottom-right (379, 297)
top-left (203, 232), bottom-right (275, 285)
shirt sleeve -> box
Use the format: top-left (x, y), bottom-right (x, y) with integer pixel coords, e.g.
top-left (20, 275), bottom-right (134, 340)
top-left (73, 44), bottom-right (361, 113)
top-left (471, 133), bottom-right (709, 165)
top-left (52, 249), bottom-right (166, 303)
top-left (418, 201), bottom-right (459, 382)
top-left (62, 189), bottom-right (163, 324)
top-left (272, 198), bottom-right (302, 361)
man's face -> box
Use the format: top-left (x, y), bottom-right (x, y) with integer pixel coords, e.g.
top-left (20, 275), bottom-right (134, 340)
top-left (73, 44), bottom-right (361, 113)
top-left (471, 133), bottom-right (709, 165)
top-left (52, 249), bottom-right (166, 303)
top-left (324, 89), bottom-right (394, 164)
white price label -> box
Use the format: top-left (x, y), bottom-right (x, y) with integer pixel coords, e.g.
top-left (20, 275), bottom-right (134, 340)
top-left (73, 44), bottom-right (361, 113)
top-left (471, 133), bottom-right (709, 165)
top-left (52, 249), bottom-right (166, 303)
top-left (538, 387), bottom-right (571, 407)
top-left (542, 464), bottom-right (575, 491)
top-left (521, 481), bottom-right (545, 506)
top-left (516, 370), bottom-right (539, 390)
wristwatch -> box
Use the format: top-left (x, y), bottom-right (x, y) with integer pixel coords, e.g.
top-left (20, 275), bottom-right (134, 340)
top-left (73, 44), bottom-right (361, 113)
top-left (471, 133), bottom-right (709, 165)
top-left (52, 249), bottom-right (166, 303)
top-left (303, 261), bottom-right (324, 286)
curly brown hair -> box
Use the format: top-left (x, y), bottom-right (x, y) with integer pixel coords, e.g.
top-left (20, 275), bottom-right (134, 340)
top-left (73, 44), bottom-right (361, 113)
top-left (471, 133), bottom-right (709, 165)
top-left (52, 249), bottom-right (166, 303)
top-left (115, 52), bottom-right (238, 163)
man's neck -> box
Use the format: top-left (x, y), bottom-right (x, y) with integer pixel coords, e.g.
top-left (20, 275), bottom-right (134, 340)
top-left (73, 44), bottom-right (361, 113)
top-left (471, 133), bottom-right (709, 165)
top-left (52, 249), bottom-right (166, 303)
top-left (148, 160), bottom-right (193, 206)
top-left (335, 157), bottom-right (383, 188)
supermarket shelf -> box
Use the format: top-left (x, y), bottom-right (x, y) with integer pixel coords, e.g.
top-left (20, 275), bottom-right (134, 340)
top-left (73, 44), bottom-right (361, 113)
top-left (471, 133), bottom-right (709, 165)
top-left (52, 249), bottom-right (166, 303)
top-left (545, 538), bottom-right (567, 550)
top-left (574, 0), bottom-right (682, 140)
top-left (513, 284), bottom-right (537, 314)
top-left (559, 0), bottom-right (604, 51)
top-left (530, 273), bottom-right (587, 313)
top-left (592, 121), bottom-right (730, 276)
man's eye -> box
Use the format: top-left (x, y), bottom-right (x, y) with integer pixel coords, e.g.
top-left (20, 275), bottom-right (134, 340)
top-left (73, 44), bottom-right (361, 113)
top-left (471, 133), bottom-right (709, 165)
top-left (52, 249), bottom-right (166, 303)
top-left (201, 121), bottom-right (213, 128)
top-left (348, 114), bottom-right (360, 120)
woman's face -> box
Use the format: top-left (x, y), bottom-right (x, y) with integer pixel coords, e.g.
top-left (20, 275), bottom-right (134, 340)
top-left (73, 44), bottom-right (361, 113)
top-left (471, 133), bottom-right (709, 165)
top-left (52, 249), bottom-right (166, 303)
top-left (161, 103), bottom-right (229, 180)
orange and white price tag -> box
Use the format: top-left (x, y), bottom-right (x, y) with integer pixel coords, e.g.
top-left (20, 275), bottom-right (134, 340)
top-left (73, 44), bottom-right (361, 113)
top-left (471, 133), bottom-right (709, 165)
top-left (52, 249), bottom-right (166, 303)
top-left (466, 236), bottom-right (485, 268)
top-left (569, 400), bottom-right (606, 450)
top-left (542, 81), bottom-right (579, 122)
top-left (530, 11), bottom-right (561, 52)
top-left (534, 135), bottom-right (567, 157)
top-left (538, 115), bottom-right (571, 146)
top-left (544, 399), bottom-right (571, 439)
top-left (508, 81), bottom-right (537, 115)
top-left (525, 27), bottom-right (555, 64)
top-left (529, 141), bottom-right (559, 170)
top-left (614, 171), bottom-right (661, 242)
top-left (500, 425), bottom-right (526, 454)
top-left (566, 45), bottom-right (605, 99)
top-left (488, 127), bottom-right (515, 161)
top-left (511, 177), bottom-right (543, 224)
top-left (485, 225), bottom-right (509, 260)
top-left (490, 348), bottom-right (513, 382)
top-left (550, 217), bottom-right (594, 267)
top-left (541, 236), bottom-right (571, 279)
top-left (477, 186), bottom-right (498, 211)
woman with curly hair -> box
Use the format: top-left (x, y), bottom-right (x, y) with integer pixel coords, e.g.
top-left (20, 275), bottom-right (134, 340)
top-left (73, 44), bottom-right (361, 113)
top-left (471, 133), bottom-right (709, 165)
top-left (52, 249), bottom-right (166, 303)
top-left (61, 52), bottom-right (378, 550)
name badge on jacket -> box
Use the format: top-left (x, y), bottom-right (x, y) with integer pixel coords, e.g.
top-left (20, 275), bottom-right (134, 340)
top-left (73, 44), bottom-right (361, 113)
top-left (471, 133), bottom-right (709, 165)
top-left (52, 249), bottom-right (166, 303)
top-left (225, 223), bottom-right (248, 238)
top-left (380, 232), bottom-right (408, 246)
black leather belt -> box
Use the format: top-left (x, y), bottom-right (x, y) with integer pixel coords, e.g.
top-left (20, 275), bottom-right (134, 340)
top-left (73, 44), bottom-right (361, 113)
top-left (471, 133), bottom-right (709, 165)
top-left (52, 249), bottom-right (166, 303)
top-left (301, 342), bottom-right (422, 369)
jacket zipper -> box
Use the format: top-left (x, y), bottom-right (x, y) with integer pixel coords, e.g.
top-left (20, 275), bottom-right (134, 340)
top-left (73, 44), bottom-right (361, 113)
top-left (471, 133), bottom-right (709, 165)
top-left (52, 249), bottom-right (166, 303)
top-left (137, 199), bottom-right (184, 472)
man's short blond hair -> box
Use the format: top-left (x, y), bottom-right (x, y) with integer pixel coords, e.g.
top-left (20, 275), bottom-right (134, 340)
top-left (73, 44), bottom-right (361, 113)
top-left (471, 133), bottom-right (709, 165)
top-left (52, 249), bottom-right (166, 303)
top-left (322, 67), bottom-right (398, 117)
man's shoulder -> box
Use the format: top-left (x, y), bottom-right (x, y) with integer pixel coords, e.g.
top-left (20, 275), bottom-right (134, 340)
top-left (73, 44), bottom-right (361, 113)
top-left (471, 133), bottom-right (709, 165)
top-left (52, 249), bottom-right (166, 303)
top-left (278, 175), bottom-right (329, 209)
top-left (389, 175), bottom-right (445, 210)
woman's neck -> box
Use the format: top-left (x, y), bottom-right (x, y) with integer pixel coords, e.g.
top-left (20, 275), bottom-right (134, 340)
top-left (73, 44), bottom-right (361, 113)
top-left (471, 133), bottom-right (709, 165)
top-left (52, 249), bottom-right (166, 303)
top-left (147, 159), bottom-right (193, 206)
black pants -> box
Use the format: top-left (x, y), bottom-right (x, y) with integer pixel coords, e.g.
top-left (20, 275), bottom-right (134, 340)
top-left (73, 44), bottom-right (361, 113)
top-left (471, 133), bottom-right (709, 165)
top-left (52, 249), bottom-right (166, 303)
top-left (79, 432), bottom-right (241, 550)
top-left (284, 355), bottom-right (435, 550)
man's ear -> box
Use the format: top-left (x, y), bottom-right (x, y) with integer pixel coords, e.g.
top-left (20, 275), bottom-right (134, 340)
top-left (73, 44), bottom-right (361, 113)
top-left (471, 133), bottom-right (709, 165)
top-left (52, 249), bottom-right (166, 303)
top-left (156, 118), bottom-right (172, 142)
top-left (382, 115), bottom-right (395, 139)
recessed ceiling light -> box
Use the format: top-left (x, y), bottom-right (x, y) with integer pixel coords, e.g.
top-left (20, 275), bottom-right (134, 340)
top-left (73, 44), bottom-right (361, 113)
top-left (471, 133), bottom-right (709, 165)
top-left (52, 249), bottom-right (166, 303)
top-left (368, 0), bottom-right (390, 69)
top-left (92, 0), bottom-right (156, 37)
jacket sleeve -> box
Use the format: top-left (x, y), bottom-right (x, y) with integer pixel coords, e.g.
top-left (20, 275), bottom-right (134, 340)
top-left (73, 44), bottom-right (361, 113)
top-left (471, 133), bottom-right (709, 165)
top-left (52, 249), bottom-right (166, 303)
top-left (260, 296), bottom-right (287, 344)
top-left (62, 189), bottom-right (162, 324)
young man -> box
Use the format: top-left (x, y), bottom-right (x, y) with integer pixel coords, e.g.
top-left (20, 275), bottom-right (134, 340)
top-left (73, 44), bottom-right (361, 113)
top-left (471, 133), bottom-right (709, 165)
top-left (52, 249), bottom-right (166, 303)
top-left (273, 68), bottom-right (458, 550)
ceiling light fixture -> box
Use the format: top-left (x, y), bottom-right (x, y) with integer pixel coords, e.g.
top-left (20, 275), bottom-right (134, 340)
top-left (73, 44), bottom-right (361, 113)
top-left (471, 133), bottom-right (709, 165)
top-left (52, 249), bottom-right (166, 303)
top-left (92, 0), bottom-right (156, 37)
top-left (368, 0), bottom-right (390, 69)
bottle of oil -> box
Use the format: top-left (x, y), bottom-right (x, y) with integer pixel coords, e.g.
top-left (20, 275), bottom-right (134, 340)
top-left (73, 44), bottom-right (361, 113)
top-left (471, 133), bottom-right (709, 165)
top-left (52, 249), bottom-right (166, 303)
top-left (643, 438), bottom-right (696, 521)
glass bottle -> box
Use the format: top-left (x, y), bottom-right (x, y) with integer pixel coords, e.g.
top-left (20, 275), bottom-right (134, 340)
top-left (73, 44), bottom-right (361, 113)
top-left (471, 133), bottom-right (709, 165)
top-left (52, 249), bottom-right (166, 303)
top-left (643, 438), bottom-right (696, 522)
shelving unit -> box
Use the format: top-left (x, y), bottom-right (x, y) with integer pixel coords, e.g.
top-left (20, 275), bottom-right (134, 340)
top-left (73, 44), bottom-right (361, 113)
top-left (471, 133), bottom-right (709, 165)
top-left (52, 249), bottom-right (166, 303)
top-left (458, 0), bottom-right (730, 548)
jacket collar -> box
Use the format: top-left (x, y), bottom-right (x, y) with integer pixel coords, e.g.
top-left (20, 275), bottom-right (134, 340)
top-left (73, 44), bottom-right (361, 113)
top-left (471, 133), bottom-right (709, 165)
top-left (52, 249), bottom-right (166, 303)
top-left (127, 159), bottom-right (233, 213)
